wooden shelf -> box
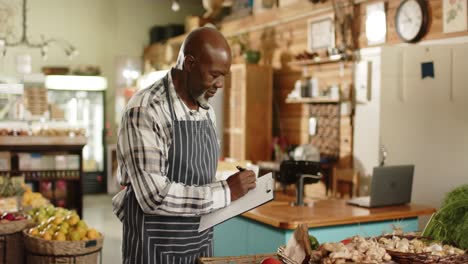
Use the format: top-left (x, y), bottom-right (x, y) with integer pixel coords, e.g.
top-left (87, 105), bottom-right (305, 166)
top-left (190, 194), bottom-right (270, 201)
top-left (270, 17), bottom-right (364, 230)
top-left (288, 56), bottom-right (352, 67)
top-left (0, 136), bottom-right (87, 147)
top-left (26, 177), bottom-right (80, 182)
top-left (0, 137), bottom-right (85, 216)
top-left (285, 97), bottom-right (340, 104)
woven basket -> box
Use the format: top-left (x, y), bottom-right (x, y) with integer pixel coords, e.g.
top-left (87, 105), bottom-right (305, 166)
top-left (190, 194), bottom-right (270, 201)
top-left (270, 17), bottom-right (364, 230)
top-left (378, 235), bottom-right (468, 264)
top-left (386, 250), bottom-right (468, 264)
top-left (0, 219), bottom-right (33, 264)
top-left (0, 231), bottom-right (26, 264)
top-left (0, 219), bottom-right (33, 235)
top-left (198, 253), bottom-right (277, 264)
top-left (23, 230), bottom-right (104, 264)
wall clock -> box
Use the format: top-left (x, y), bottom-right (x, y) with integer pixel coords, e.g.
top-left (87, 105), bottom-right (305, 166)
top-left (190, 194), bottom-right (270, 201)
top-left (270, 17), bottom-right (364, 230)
top-left (395, 0), bottom-right (429, 43)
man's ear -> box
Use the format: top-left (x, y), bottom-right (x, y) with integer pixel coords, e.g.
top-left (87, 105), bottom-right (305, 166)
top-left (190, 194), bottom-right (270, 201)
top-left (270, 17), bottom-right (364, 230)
top-left (183, 55), bottom-right (196, 72)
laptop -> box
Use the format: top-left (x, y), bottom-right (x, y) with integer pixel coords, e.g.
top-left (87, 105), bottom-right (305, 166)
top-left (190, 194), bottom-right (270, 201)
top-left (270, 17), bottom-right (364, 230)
top-left (347, 165), bottom-right (414, 208)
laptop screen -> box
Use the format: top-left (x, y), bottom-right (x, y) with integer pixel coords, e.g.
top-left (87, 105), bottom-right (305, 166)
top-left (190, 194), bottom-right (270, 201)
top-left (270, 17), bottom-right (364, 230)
top-left (370, 165), bottom-right (414, 207)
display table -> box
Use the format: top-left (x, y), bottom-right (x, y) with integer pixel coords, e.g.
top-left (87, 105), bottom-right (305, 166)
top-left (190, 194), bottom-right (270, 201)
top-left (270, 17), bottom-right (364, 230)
top-left (213, 193), bottom-right (435, 256)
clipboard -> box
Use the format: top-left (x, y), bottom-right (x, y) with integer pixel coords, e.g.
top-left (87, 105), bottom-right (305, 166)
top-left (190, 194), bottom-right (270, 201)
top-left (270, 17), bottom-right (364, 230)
top-left (198, 173), bottom-right (274, 232)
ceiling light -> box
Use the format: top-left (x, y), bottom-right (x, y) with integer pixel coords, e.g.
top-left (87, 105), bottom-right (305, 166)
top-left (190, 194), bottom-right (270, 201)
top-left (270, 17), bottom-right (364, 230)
top-left (45, 75), bottom-right (107, 91)
top-left (171, 0), bottom-right (180, 12)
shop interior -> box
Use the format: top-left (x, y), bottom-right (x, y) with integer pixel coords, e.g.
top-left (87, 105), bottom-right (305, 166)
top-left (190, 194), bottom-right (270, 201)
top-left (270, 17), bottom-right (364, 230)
top-left (0, 0), bottom-right (467, 263)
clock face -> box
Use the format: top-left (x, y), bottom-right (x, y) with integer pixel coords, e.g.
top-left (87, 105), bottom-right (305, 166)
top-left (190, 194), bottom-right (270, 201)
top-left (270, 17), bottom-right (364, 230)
top-left (395, 0), bottom-right (428, 43)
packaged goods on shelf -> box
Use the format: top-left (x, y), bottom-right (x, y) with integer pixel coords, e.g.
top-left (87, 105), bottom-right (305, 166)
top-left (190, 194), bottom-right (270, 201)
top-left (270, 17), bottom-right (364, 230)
top-left (0, 152), bottom-right (10, 171)
top-left (39, 181), bottom-right (53, 200)
top-left (54, 180), bottom-right (67, 200)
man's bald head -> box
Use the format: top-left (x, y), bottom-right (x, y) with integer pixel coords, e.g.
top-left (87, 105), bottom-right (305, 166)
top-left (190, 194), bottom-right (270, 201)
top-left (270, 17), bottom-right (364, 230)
top-left (176, 27), bottom-right (231, 68)
top-left (172, 27), bottom-right (231, 110)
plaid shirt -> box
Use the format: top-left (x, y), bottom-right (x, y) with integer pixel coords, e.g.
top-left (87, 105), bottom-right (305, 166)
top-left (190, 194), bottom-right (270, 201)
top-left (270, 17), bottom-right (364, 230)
top-left (112, 71), bottom-right (230, 221)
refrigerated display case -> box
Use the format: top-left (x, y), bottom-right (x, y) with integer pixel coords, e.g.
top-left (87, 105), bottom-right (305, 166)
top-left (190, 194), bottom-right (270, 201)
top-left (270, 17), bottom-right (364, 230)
top-left (46, 75), bottom-right (107, 193)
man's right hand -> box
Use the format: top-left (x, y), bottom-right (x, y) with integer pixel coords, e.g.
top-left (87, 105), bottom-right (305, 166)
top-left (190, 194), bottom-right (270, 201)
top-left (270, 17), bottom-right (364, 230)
top-left (226, 170), bottom-right (256, 201)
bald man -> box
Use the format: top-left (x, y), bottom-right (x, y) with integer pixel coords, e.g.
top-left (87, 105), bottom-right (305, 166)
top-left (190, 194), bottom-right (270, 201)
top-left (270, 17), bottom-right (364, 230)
top-left (112, 27), bottom-right (257, 264)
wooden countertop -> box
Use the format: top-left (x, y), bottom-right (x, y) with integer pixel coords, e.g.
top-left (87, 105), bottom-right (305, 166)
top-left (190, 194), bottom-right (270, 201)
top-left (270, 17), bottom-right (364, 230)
top-left (242, 193), bottom-right (436, 230)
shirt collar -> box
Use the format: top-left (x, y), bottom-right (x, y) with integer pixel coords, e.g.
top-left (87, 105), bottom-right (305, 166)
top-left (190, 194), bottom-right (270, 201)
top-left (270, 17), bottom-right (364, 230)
top-left (167, 69), bottom-right (210, 113)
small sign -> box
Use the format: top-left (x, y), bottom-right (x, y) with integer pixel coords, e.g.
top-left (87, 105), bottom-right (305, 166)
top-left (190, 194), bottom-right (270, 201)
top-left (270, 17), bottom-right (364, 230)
top-left (85, 240), bottom-right (97, 248)
top-left (421, 61), bottom-right (435, 79)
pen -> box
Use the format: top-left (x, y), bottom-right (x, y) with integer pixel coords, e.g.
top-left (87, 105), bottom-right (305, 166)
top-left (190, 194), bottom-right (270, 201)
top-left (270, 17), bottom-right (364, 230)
top-left (236, 165), bottom-right (246, 172)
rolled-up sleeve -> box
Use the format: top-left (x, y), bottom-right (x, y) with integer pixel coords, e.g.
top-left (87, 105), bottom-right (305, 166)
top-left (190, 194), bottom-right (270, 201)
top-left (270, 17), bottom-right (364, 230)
top-left (118, 106), bottom-right (230, 216)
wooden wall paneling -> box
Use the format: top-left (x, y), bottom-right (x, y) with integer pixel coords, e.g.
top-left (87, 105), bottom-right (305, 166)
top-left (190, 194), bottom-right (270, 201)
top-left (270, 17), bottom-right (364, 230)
top-left (357, 0), bottom-right (468, 48)
top-left (224, 64), bottom-right (273, 163)
top-left (221, 0), bottom-right (467, 56)
top-left (223, 64), bottom-right (247, 160)
top-left (223, 72), bottom-right (232, 158)
top-left (222, 1), bottom-right (333, 34)
top-left (245, 64), bottom-right (273, 162)
top-left (216, 0), bottom-right (467, 168)
top-left (273, 69), bottom-right (311, 146)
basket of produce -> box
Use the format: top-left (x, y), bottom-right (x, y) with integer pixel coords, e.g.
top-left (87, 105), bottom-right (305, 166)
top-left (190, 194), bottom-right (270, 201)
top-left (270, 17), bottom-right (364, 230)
top-left (0, 212), bottom-right (33, 264)
top-left (198, 253), bottom-right (279, 264)
top-left (0, 212), bottom-right (32, 234)
top-left (23, 205), bottom-right (103, 264)
top-left (422, 184), bottom-right (468, 250)
top-left (377, 234), bottom-right (468, 264)
top-left (21, 185), bottom-right (50, 211)
top-left (0, 175), bottom-right (25, 213)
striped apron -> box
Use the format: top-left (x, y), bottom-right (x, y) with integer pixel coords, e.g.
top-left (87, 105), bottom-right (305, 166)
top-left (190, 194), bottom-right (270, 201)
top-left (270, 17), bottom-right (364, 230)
top-left (122, 79), bottom-right (219, 264)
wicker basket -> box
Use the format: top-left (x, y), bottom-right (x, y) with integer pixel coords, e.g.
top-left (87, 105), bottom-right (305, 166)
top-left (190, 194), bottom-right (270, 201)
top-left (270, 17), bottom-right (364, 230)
top-left (386, 250), bottom-right (468, 264)
top-left (0, 219), bottom-right (33, 235)
top-left (198, 253), bottom-right (277, 264)
top-left (0, 219), bottom-right (33, 264)
top-left (378, 235), bottom-right (468, 264)
top-left (23, 230), bottom-right (104, 264)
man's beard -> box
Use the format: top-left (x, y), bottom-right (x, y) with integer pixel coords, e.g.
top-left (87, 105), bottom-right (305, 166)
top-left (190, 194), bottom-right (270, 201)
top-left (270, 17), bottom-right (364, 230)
top-left (196, 91), bottom-right (209, 110)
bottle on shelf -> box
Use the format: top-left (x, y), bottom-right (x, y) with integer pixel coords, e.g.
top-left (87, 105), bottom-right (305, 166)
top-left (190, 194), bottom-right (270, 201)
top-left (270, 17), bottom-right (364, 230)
top-left (308, 77), bottom-right (319, 98)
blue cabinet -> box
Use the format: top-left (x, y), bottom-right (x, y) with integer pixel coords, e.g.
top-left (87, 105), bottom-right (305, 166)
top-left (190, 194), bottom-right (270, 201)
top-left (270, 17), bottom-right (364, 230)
top-left (214, 216), bottom-right (418, 256)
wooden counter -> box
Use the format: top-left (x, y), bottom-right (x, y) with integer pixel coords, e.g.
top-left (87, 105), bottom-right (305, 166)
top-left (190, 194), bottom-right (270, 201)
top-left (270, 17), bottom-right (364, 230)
top-left (243, 197), bottom-right (436, 229)
top-left (213, 194), bottom-right (436, 257)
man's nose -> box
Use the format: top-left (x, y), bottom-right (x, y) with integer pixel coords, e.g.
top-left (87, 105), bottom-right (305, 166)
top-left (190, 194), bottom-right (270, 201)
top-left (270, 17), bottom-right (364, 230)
top-left (214, 80), bottom-right (223, 89)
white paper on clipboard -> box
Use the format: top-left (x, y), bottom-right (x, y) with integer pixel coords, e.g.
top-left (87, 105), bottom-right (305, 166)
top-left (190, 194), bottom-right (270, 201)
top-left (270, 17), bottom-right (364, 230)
top-left (198, 173), bottom-right (274, 232)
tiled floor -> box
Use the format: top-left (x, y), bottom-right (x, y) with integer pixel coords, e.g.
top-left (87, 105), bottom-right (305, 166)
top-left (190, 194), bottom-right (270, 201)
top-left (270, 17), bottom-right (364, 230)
top-left (83, 194), bottom-right (122, 264)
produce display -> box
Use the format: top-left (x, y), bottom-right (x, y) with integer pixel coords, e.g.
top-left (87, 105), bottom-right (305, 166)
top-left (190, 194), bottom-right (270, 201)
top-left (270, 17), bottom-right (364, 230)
top-left (0, 176), bottom-right (25, 212)
top-left (310, 236), bottom-right (391, 264)
top-left (280, 224), bottom-right (468, 264)
top-left (0, 176), bottom-right (24, 197)
top-left (0, 211), bottom-right (28, 222)
top-left (378, 235), bottom-right (465, 256)
top-left (422, 184), bottom-right (468, 250)
top-left (22, 185), bottom-right (49, 208)
top-left (26, 205), bottom-right (100, 241)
